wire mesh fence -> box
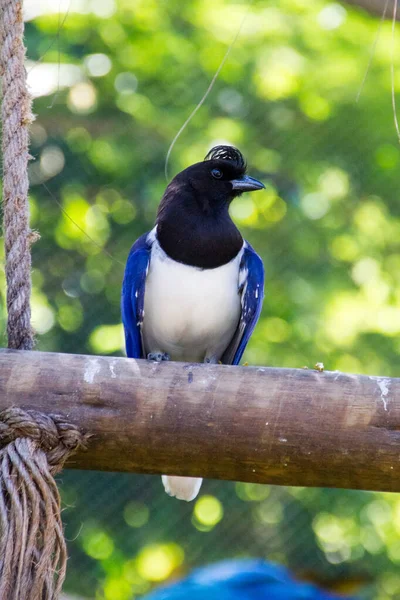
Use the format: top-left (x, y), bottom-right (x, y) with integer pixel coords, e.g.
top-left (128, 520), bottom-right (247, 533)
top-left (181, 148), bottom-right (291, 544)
top-left (58, 471), bottom-right (399, 599)
top-left (2, 0), bottom-right (400, 598)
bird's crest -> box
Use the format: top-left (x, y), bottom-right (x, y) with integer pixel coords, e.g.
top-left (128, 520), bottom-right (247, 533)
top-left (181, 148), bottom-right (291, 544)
top-left (204, 145), bottom-right (246, 170)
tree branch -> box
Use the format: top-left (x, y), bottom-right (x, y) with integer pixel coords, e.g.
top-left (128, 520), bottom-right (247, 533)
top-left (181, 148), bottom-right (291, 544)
top-left (343, 0), bottom-right (399, 20)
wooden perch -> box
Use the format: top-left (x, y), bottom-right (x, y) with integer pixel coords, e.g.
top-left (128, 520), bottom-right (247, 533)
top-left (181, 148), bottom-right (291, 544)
top-left (0, 349), bottom-right (399, 492)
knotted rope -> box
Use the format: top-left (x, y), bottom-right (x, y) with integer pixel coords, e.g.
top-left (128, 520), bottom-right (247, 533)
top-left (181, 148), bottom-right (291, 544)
top-left (0, 408), bottom-right (87, 599)
top-left (0, 7), bottom-right (89, 598)
top-left (0, 0), bottom-right (35, 350)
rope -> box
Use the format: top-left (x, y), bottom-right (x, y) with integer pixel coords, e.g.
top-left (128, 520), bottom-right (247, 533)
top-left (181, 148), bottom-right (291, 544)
top-left (0, 4), bottom-right (91, 599)
top-left (0, 408), bottom-right (87, 600)
top-left (0, 0), bottom-right (36, 350)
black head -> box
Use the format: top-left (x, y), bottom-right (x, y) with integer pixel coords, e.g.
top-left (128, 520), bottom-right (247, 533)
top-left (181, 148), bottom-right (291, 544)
top-left (204, 146), bottom-right (265, 196)
top-left (168, 146), bottom-right (264, 214)
top-left (156, 145), bottom-right (264, 269)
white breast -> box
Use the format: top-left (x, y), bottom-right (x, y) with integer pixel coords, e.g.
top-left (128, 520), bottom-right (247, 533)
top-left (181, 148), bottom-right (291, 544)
top-left (142, 237), bottom-right (243, 362)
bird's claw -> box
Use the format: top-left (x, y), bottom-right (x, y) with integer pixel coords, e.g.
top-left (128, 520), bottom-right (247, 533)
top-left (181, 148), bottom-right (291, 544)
top-left (147, 352), bottom-right (170, 362)
top-left (204, 356), bottom-right (218, 364)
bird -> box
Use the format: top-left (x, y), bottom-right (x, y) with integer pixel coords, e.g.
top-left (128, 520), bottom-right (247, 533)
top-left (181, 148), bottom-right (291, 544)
top-left (121, 145), bottom-right (265, 501)
top-left (140, 558), bottom-right (357, 600)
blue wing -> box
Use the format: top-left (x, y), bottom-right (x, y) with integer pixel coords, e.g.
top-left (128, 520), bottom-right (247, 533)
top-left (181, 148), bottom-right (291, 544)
top-left (121, 232), bottom-right (152, 358)
top-left (142, 559), bottom-right (356, 600)
top-left (221, 242), bottom-right (264, 366)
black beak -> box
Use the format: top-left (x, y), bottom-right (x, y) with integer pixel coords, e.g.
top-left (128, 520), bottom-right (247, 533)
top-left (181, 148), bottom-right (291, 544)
top-left (230, 175), bottom-right (265, 192)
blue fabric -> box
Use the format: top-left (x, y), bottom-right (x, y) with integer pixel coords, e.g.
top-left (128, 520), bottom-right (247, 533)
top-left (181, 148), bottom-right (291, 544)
top-left (142, 559), bottom-right (356, 600)
top-left (121, 232), bottom-right (152, 358)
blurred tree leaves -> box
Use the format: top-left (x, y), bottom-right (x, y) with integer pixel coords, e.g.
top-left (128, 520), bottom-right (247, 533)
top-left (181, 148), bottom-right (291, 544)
top-left (2, 0), bottom-right (400, 598)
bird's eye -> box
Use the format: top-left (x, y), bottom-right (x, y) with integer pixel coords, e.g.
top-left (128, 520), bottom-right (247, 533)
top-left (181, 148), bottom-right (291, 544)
top-left (211, 168), bottom-right (223, 179)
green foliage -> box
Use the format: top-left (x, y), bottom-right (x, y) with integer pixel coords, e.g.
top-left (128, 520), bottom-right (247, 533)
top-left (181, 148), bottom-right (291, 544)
top-left (2, 0), bottom-right (400, 597)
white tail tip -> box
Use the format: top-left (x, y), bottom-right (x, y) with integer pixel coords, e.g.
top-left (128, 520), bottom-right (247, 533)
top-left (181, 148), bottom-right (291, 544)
top-left (162, 475), bottom-right (203, 501)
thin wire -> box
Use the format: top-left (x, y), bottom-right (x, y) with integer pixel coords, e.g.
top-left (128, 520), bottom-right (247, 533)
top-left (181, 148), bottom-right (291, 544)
top-left (391, 0), bottom-right (400, 142)
top-left (48, 1), bottom-right (63, 109)
top-left (164, 0), bottom-right (254, 181)
top-left (39, 1), bottom-right (254, 265)
top-left (41, 182), bottom-right (125, 267)
top-left (29, 4), bottom-right (124, 267)
top-left (356, 0), bottom-right (390, 102)
top-left (27, 1), bottom-right (71, 75)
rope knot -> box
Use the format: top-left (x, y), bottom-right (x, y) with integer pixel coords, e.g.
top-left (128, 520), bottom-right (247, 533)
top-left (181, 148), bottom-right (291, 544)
top-left (0, 407), bottom-right (87, 470)
top-left (0, 407), bottom-right (88, 598)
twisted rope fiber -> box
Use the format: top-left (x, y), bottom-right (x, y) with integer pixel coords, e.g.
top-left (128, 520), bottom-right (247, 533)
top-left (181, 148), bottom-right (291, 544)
top-left (0, 3), bottom-right (90, 598)
top-left (0, 408), bottom-right (87, 599)
top-left (0, 0), bottom-right (35, 350)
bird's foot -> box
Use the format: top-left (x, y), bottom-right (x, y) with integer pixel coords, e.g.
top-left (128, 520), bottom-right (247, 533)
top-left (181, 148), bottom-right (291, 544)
top-left (147, 352), bottom-right (170, 362)
top-left (204, 356), bottom-right (218, 364)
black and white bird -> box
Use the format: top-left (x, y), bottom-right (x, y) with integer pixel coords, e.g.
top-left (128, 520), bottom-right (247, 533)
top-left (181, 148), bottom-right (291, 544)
top-left (121, 146), bottom-right (265, 501)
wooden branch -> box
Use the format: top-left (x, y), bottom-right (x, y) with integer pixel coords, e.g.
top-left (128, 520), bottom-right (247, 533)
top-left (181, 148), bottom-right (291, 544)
top-left (0, 349), bottom-right (400, 492)
top-left (343, 0), bottom-right (400, 20)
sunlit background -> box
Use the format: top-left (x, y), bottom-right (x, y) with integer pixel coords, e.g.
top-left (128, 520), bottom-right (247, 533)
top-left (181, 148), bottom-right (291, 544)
top-left (1, 0), bottom-right (400, 598)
